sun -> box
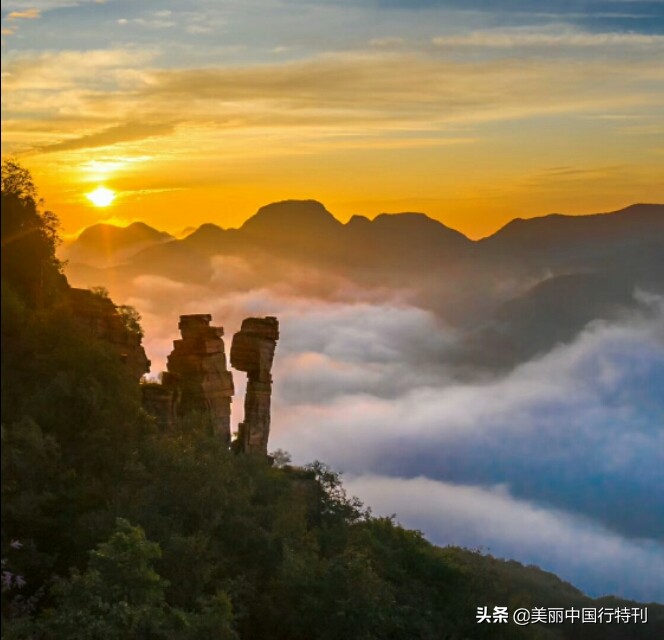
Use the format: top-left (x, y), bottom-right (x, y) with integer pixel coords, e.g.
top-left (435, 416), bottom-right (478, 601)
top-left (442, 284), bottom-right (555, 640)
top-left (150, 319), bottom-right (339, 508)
top-left (86, 186), bottom-right (116, 207)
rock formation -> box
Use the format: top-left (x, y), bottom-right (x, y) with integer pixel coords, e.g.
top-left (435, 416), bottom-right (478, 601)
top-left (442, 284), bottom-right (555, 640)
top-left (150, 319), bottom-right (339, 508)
top-left (141, 313), bottom-right (279, 455)
top-left (166, 314), bottom-right (235, 442)
top-left (230, 317), bottom-right (280, 455)
top-left (67, 287), bottom-right (150, 380)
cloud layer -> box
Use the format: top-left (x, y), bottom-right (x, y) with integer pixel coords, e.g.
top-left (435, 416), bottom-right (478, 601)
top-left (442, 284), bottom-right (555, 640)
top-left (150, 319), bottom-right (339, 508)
top-left (266, 294), bottom-right (664, 601)
top-left (105, 259), bottom-right (664, 601)
top-left (345, 474), bottom-right (664, 602)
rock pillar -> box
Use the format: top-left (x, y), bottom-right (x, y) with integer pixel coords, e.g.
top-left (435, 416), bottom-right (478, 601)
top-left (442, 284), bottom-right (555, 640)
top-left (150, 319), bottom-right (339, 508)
top-left (230, 317), bottom-right (279, 454)
top-left (166, 314), bottom-right (234, 441)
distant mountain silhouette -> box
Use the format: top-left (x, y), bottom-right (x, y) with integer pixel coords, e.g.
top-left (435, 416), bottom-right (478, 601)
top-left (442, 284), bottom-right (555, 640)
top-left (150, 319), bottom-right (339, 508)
top-left (64, 200), bottom-right (664, 369)
top-left (242, 200), bottom-right (341, 236)
top-left (485, 204), bottom-right (662, 250)
top-left (61, 221), bottom-right (173, 268)
top-left (68, 201), bottom-right (662, 277)
top-left (343, 212), bottom-right (471, 269)
top-left (460, 273), bottom-right (642, 369)
top-left (90, 200), bottom-right (474, 279)
top-left (234, 200), bottom-right (472, 270)
top-left (481, 203), bottom-right (663, 265)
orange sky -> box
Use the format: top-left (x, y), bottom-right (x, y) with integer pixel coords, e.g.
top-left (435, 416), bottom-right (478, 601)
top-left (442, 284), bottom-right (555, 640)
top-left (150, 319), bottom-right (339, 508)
top-left (2, 1), bottom-right (663, 239)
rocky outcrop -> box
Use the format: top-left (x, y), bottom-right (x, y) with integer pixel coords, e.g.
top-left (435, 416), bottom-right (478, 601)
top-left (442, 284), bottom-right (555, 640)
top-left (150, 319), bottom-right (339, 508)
top-left (142, 314), bottom-right (279, 454)
top-left (230, 317), bottom-right (280, 455)
top-left (166, 314), bottom-right (235, 442)
top-left (67, 287), bottom-right (150, 380)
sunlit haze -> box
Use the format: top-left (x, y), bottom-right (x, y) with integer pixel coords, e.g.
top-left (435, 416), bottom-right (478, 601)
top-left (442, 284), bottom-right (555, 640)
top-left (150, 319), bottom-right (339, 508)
top-left (2, 1), bottom-right (663, 237)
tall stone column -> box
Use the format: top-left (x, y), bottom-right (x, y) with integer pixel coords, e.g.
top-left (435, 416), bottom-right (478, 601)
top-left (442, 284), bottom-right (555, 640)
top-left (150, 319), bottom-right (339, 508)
top-left (230, 317), bottom-right (279, 455)
top-left (167, 314), bottom-right (234, 441)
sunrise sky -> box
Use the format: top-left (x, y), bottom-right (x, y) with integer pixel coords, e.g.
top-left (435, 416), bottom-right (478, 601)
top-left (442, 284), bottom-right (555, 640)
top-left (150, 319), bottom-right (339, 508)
top-left (2, 0), bottom-right (663, 238)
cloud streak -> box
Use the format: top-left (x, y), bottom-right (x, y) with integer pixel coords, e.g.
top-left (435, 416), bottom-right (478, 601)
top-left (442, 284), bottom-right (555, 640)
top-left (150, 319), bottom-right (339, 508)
top-left (6, 9), bottom-right (42, 20)
top-left (432, 28), bottom-right (664, 49)
top-left (3, 39), bottom-right (663, 157)
top-left (34, 120), bottom-right (179, 154)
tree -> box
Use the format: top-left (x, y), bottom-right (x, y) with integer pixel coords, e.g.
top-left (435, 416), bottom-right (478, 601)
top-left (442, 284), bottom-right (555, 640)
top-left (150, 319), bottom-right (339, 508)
top-left (1, 160), bottom-right (39, 202)
top-left (1, 160), bottom-right (64, 306)
top-left (117, 305), bottom-right (144, 339)
top-left (10, 519), bottom-right (237, 640)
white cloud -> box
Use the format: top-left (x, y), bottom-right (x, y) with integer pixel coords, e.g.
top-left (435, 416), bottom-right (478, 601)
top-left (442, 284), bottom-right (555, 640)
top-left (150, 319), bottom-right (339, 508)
top-left (345, 474), bottom-right (664, 601)
top-left (432, 28), bottom-right (664, 50)
top-left (2, 0), bottom-right (103, 11)
top-left (6, 9), bottom-right (42, 20)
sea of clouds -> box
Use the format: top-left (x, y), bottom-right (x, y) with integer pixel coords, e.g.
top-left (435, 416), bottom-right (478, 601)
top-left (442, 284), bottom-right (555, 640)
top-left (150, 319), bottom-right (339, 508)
top-left (97, 260), bottom-right (664, 602)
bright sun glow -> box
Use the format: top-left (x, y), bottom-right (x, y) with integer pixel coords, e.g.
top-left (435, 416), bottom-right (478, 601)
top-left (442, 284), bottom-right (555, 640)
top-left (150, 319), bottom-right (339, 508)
top-left (86, 186), bottom-right (116, 207)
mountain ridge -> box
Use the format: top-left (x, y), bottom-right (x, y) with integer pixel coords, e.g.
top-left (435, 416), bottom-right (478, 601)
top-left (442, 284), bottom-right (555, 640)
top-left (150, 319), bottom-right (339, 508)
top-left (64, 200), bottom-right (664, 266)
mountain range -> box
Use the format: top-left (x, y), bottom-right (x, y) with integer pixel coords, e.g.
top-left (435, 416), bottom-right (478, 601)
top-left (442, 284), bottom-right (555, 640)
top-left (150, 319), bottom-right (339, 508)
top-left (62, 201), bottom-right (664, 372)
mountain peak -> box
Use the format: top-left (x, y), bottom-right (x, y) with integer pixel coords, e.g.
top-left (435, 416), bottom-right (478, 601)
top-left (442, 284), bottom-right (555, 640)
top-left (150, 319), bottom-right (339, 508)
top-left (241, 200), bottom-right (341, 235)
top-left (77, 221), bottom-right (172, 245)
top-left (371, 211), bottom-right (471, 245)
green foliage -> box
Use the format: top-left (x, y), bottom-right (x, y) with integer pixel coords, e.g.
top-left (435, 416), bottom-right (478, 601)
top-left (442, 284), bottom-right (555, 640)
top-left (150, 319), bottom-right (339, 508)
top-left (269, 448), bottom-right (291, 468)
top-left (33, 519), bottom-right (168, 639)
top-left (2, 259), bottom-right (149, 596)
top-left (1, 160), bottom-right (39, 201)
top-left (7, 520), bottom-right (236, 640)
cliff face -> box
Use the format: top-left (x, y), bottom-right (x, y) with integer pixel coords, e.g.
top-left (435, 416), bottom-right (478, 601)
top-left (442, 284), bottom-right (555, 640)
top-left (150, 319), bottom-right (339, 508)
top-left (66, 287), bottom-right (150, 381)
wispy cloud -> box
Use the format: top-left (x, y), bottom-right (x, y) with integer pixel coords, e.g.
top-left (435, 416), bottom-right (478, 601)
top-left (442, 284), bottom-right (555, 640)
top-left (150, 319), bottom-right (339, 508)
top-left (33, 121), bottom-right (179, 154)
top-left (432, 28), bottom-right (664, 49)
top-left (6, 8), bottom-right (42, 20)
top-left (117, 11), bottom-right (177, 30)
top-left (2, 0), bottom-right (103, 10)
top-left (4, 45), bottom-right (662, 160)
top-left (2, 48), bottom-right (156, 92)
